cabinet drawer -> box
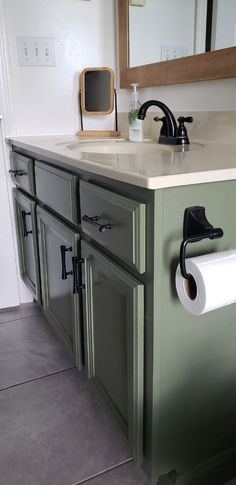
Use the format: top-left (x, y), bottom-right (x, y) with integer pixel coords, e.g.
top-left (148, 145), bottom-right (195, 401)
top-left (35, 161), bottom-right (78, 224)
top-left (80, 181), bottom-right (146, 273)
top-left (10, 152), bottom-right (35, 195)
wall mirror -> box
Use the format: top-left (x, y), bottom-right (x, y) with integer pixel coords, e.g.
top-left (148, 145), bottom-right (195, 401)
top-left (78, 67), bottom-right (120, 137)
top-left (118, 0), bottom-right (236, 88)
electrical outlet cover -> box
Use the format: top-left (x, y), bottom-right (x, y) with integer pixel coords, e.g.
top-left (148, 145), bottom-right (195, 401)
top-left (161, 44), bottom-right (188, 61)
top-left (130, 0), bottom-right (145, 6)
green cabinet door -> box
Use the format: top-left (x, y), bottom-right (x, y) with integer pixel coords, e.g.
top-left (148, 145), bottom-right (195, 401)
top-left (81, 240), bottom-right (144, 463)
top-left (13, 188), bottom-right (41, 304)
top-left (37, 206), bottom-right (82, 368)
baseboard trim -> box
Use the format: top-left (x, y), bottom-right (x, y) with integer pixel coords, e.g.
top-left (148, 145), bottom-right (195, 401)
top-left (178, 446), bottom-right (236, 485)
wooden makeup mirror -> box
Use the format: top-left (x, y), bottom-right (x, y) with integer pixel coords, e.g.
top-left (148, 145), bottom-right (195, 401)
top-left (78, 67), bottom-right (120, 137)
top-left (118, 0), bottom-right (236, 88)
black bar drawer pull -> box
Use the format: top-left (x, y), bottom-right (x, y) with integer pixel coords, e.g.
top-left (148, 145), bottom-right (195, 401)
top-left (60, 245), bottom-right (72, 280)
top-left (21, 211), bottom-right (32, 237)
top-left (82, 215), bottom-right (112, 233)
top-left (9, 169), bottom-right (24, 177)
top-left (72, 257), bottom-right (85, 294)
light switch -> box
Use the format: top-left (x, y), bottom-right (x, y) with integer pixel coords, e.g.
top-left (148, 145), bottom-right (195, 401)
top-left (17, 37), bottom-right (56, 66)
top-left (161, 44), bottom-right (188, 61)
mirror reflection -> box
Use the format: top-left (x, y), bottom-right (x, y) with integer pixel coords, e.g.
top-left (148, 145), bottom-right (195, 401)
top-left (211, 0), bottom-right (236, 50)
top-left (129, 0), bottom-right (236, 68)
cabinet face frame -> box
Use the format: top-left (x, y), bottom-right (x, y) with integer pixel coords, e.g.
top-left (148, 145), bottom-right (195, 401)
top-left (81, 240), bottom-right (144, 464)
top-left (13, 188), bottom-right (41, 304)
top-left (37, 206), bottom-right (82, 368)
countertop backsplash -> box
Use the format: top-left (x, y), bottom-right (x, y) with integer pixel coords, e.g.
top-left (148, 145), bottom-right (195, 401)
top-left (118, 111), bottom-right (236, 144)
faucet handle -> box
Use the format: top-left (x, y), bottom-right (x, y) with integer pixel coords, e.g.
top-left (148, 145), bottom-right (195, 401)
top-left (154, 115), bottom-right (167, 137)
top-left (176, 116), bottom-right (193, 145)
top-left (154, 115), bottom-right (165, 122)
top-left (177, 116), bottom-right (193, 124)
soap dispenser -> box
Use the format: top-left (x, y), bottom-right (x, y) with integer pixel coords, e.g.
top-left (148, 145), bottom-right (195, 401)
top-left (128, 83), bottom-right (143, 142)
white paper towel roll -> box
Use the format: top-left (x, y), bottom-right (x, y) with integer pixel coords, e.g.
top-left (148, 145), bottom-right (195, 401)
top-left (175, 249), bottom-right (236, 315)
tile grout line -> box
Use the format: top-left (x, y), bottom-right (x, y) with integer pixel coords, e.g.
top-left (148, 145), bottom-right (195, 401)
top-left (0, 312), bottom-right (42, 326)
top-left (0, 307), bottom-right (137, 485)
top-left (0, 366), bottom-right (76, 393)
top-left (71, 458), bottom-right (134, 485)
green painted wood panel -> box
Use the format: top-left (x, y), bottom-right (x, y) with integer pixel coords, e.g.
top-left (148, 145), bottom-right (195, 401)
top-left (35, 161), bottom-right (78, 224)
top-left (13, 188), bottom-right (41, 304)
top-left (80, 180), bottom-right (146, 273)
top-left (10, 151), bottom-right (35, 195)
top-left (81, 240), bottom-right (144, 463)
top-left (12, 146), bottom-right (236, 485)
top-left (148, 180), bottom-right (236, 484)
top-left (37, 206), bottom-right (82, 368)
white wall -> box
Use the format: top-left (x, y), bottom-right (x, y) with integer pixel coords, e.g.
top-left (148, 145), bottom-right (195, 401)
top-left (3, 0), bottom-right (236, 134)
top-left (3, 0), bottom-right (116, 136)
top-left (117, 78), bottom-right (236, 113)
top-left (0, 0), bottom-right (32, 306)
top-left (0, 120), bottom-right (20, 309)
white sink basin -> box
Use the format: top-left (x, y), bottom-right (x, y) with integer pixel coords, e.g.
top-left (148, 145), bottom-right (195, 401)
top-left (80, 142), bottom-right (165, 155)
top-left (67, 141), bottom-right (204, 155)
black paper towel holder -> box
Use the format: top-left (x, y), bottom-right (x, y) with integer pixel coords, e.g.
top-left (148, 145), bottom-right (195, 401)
top-left (180, 206), bottom-right (224, 279)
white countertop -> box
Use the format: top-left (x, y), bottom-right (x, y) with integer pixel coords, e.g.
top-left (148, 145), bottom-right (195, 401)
top-left (6, 134), bottom-right (236, 190)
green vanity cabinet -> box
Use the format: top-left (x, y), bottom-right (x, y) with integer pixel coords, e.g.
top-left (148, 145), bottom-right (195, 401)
top-left (13, 188), bottom-right (41, 304)
top-left (81, 240), bottom-right (144, 463)
top-left (11, 142), bottom-right (236, 485)
top-left (37, 206), bottom-right (83, 368)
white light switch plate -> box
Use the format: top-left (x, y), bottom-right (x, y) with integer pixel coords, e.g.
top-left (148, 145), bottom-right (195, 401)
top-left (130, 0), bottom-right (145, 5)
top-left (17, 37), bottom-right (56, 66)
top-left (161, 44), bottom-right (188, 61)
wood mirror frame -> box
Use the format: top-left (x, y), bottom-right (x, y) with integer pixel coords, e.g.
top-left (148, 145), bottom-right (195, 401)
top-left (118, 0), bottom-right (236, 88)
top-left (80, 67), bottom-right (115, 115)
top-left (78, 67), bottom-right (120, 137)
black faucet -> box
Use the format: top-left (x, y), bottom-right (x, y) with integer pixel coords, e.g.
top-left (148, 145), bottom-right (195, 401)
top-left (138, 99), bottom-right (193, 145)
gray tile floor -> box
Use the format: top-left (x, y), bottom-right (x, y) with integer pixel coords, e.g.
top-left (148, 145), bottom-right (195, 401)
top-left (0, 303), bottom-right (149, 485)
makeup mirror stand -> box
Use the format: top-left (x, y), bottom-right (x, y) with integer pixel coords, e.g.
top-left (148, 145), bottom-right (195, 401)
top-left (78, 88), bottom-right (120, 138)
top-left (77, 67), bottom-right (120, 138)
